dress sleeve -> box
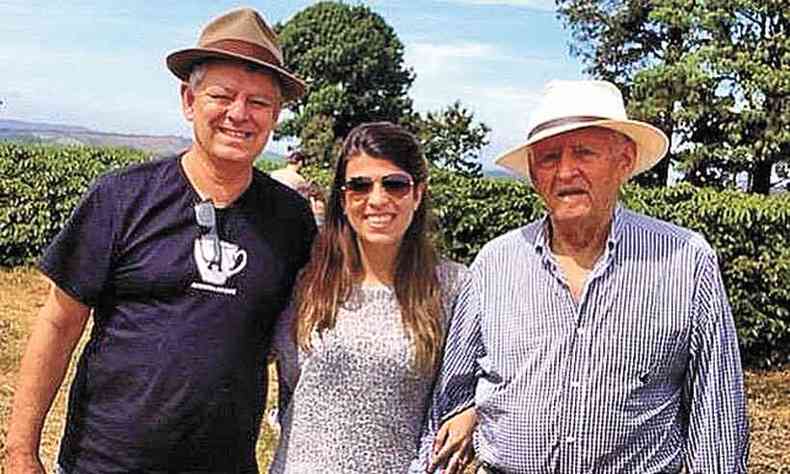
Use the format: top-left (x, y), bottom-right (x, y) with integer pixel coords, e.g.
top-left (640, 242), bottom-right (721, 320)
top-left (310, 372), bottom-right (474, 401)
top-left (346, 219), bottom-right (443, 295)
top-left (37, 175), bottom-right (117, 307)
top-left (415, 265), bottom-right (484, 470)
top-left (682, 251), bottom-right (749, 473)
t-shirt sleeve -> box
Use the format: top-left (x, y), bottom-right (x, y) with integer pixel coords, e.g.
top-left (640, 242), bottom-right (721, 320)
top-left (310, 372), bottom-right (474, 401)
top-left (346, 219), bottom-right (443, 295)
top-left (272, 303), bottom-right (300, 421)
top-left (38, 175), bottom-right (117, 308)
top-left (295, 197), bottom-right (317, 270)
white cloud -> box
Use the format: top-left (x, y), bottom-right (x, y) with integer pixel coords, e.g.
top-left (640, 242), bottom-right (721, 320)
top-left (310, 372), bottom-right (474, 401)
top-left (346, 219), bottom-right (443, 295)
top-left (456, 85), bottom-right (541, 165)
top-left (409, 78), bottom-right (542, 168)
top-left (411, 42), bottom-right (498, 60)
top-left (404, 40), bottom-right (555, 167)
top-left (406, 42), bottom-right (499, 77)
top-left (406, 41), bottom-right (564, 80)
top-left (439, 0), bottom-right (556, 11)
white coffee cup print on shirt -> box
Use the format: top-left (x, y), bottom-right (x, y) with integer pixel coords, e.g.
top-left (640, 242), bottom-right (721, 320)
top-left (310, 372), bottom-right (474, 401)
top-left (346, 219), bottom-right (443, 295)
top-left (194, 237), bottom-right (248, 286)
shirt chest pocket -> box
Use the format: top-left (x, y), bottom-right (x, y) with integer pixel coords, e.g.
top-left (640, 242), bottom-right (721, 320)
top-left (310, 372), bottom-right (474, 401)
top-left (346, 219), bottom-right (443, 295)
top-left (617, 312), bottom-right (689, 386)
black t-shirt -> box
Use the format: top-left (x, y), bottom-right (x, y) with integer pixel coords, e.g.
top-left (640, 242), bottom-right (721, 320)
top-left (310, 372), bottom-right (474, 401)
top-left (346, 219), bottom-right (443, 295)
top-left (39, 155), bottom-right (316, 473)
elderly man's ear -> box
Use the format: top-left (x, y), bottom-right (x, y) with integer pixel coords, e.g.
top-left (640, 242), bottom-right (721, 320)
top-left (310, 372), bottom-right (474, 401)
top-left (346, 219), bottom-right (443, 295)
top-left (617, 139), bottom-right (638, 179)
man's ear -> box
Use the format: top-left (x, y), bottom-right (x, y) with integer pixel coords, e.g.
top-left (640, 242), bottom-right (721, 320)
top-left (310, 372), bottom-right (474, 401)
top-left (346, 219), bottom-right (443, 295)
top-left (617, 139), bottom-right (637, 180)
top-left (181, 83), bottom-right (196, 122)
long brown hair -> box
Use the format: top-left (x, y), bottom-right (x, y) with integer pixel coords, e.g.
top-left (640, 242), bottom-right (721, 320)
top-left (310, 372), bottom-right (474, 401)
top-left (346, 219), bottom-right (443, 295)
top-left (294, 122), bottom-right (444, 374)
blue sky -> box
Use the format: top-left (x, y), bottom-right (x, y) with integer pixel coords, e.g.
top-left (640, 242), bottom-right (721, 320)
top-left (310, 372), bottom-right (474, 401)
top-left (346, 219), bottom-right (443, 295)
top-left (0, 0), bottom-right (585, 167)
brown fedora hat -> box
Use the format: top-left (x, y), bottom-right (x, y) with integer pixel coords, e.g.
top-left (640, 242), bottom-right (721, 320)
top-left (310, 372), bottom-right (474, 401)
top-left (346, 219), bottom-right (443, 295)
top-left (166, 8), bottom-right (305, 103)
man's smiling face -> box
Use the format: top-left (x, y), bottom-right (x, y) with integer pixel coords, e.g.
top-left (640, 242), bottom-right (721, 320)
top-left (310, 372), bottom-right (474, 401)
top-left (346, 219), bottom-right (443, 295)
top-left (182, 60), bottom-right (282, 166)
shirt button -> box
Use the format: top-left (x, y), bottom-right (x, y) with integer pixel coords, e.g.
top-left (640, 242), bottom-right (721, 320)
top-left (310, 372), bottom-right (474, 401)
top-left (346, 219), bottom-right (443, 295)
top-left (565, 436), bottom-right (576, 444)
top-left (576, 328), bottom-right (585, 336)
top-left (570, 381), bottom-right (581, 388)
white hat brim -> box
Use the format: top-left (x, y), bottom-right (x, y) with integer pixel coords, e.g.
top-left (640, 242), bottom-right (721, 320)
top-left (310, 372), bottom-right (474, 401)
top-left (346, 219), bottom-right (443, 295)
top-left (495, 119), bottom-right (669, 185)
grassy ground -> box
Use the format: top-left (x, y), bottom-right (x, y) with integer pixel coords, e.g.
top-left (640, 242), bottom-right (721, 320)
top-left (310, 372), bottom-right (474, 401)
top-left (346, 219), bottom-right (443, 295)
top-left (1, 267), bottom-right (788, 472)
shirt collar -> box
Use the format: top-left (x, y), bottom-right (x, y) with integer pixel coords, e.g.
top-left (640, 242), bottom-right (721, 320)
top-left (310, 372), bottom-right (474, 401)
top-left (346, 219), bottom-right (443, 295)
top-left (533, 203), bottom-right (625, 255)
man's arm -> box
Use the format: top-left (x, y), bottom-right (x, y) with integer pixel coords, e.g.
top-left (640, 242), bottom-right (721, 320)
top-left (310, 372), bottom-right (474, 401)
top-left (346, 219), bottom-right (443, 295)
top-left (4, 281), bottom-right (91, 473)
top-left (415, 270), bottom-right (484, 473)
top-left (683, 253), bottom-right (749, 473)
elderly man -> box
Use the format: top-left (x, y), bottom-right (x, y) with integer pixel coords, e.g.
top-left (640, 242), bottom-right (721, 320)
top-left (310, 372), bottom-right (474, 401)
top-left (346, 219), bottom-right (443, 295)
top-left (4, 8), bottom-right (315, 473)
top-left (428, 80), bottom-right (749, 473)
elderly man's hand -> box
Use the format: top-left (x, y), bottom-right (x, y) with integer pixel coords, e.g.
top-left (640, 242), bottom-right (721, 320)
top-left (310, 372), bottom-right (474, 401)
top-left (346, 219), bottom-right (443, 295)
top-left (428, 407), bottom-right (477, 474)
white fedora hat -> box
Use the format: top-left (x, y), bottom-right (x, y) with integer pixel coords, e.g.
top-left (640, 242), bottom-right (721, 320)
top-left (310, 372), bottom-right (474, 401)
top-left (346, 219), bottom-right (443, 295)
top-left (495, 80), bottom-right (669, 183)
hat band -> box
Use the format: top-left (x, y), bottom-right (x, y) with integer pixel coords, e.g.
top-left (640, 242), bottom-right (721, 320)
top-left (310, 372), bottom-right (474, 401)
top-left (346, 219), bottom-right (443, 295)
top-left (203, 39), bottom-right (282, 68)
top-left (529, 116), bottom-right (606, 139)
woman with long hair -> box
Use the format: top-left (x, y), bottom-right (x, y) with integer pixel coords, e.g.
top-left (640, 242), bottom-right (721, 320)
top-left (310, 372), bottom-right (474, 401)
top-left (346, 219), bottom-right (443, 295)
top-left (269, 122), bottom-right (475, 473)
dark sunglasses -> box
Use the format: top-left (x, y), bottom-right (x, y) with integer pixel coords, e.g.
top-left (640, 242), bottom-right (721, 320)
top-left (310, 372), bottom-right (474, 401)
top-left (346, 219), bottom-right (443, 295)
top-left (341, 173), bottom-right (414, 198)
top-left (194, 199), bottom-right (222, 269)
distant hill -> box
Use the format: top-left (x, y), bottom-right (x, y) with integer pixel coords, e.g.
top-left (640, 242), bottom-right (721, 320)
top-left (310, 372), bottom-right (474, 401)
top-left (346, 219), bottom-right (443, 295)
top-left (0, 119), bottom-right (292, 163)
top-left (483, 168), bottom-right (517, 180)
top-left (259, 151), bottom-right (285, 162)
top-left (0, 119), bottom-right (92, 133)
top-left (0, 119), bottom-right (517, 181)
top-left (0, 119), bottom-right (192, 157)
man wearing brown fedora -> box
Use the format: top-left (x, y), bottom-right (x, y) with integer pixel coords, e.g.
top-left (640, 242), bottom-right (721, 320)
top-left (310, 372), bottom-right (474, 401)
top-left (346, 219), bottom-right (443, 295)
top-left (5, 8), bottom-right (315, 473)
top-left (426, 80), bottom-right (749, 473)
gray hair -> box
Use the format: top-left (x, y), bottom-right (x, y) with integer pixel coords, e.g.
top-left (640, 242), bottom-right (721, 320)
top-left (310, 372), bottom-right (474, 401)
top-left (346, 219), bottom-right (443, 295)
top-left (186, 59), bottom-right (284, 101)
top-left (188, 62), bottom-right (209, 91)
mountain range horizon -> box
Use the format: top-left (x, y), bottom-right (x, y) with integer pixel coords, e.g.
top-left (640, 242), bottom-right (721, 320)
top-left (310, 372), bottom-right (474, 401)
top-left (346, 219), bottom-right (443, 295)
top-left (0, 117), bottom-right (513, 177)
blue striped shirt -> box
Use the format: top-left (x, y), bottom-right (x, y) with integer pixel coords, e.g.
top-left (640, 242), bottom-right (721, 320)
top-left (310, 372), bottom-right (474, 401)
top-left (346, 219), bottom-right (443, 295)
top-left (426, 206), bottom-right (749, 473)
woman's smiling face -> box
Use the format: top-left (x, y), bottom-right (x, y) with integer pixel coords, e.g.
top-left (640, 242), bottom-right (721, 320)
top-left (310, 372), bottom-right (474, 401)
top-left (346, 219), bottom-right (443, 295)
top-left (341, 152), bottom-right (423, 252)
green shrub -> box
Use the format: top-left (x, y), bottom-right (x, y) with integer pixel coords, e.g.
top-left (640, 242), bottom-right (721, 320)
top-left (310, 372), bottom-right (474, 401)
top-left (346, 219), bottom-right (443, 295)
top-left (0, 143), bottom-right (149, 266)
top-left (430, 168), bottom-right (544, 262)
top-left (254, 158), bottom-right (283, 173)
top-left (623, 184), bottom-right (790, 368)
top-left (1, 144), bottom-right (788, 367)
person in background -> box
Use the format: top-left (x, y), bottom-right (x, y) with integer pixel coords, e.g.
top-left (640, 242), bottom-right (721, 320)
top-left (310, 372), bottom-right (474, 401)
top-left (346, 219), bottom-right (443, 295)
top-left (269, 122), bottom-right (475, 473)
top-left (429, 80), bottom-right (749, 473)
top-left (304, 181), bottom-right (327, 228)
top-left (4, 8), bottom-right (316, 473)
top-left (270, 150), bottom-right (309, 192)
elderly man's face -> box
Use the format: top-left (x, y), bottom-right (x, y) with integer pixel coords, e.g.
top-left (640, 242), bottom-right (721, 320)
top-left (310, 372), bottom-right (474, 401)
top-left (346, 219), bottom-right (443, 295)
top-left (529, 127), bottom-right (635, 228)
top-left (182, 61), bottom-right (282, 166)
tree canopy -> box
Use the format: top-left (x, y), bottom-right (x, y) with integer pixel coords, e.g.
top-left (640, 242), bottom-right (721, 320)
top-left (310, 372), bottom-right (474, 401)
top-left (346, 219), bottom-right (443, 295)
top-left (557, 0), bottom-right (790, 194)
top-left (276, 1), bottom-right (489, 177)
top-left (276, 2), bottom-right (414, 142)
top-left (416, 101), bottom-right (490, 178)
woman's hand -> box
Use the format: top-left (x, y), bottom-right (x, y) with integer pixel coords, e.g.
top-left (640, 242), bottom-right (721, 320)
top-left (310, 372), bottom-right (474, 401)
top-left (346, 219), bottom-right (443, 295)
top-left (428, 407), bottom-right (477, 474)
top-left (3, 450), bottom-right (46, 474)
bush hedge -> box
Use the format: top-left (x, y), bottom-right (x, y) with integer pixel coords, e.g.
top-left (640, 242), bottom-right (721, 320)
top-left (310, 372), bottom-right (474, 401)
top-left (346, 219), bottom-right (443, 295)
top-left (0, 143), bottom-right (148, 266)
top-left (1, 143), bottom-right (788, 367)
